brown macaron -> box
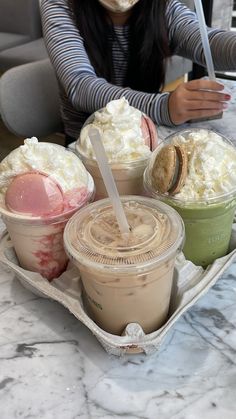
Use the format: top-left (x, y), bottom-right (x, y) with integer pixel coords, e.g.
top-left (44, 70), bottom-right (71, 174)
top-left (152, 144), bottom-right (188, 195)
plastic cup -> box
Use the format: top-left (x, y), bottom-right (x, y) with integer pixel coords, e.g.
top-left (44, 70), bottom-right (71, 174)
top-left (144, 129), bottom-right (236, 267)
top-left (76, 112), bottom-right (157, 199)
top-left (75, 155), bottom-right (149, 200)
top-left (64, 196), bottom-right (184, 335)
top-left (0, 175), bottom-right (94, 281)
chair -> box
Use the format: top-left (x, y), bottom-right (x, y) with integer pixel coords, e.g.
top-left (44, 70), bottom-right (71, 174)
top-left (0, 0), bottom-right (48, 72)
top-left (0, 59), bottom-right (62, 138)
top-left (0, 0), bottom-right (42, 51)
top-left (0, 38), bottom-right (48, 73)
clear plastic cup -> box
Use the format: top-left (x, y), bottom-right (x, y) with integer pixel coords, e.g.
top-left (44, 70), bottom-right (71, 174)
top-left (144, 129), bottom-right (236, 267)
top-left (76, 110), bottom-right (157, 199)
top-left (0, 146), bottom-right (95, 281)
top-left (64, 196), bottom-right (184, 335)
top-left (76, 155), bottom-right (149, 200)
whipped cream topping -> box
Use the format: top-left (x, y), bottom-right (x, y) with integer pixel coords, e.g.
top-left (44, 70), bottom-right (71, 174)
top-left (78, 98), bottom-right (151, 163)
top-left (171, 129), bottom-right (236, 200)
top-left (0, 137), bottom-right (88, 205)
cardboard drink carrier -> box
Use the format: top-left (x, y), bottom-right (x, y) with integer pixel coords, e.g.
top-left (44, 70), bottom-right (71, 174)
top-left (1, 222), bottom-right (236, 356)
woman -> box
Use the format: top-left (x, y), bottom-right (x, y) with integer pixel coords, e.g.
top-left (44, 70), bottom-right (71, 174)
top-left (41, 0), bottom-right (235, 144)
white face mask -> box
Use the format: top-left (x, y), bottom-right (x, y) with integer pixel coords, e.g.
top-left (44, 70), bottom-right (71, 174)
top-left (98, 0), bottom-right (140, 13)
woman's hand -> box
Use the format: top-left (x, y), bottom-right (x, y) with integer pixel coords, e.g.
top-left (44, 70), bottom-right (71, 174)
top-left (168, 79), bottom-right (230, 124)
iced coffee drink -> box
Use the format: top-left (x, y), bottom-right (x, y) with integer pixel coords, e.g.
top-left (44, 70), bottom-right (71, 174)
top-left (64, 196), bottom-right (184, 335)
top-left (0, 138), bottom-right (94, 280)
top-left (76, 97), bottom-right (157, 199)
top-left (144, 128), bottom-right (236, 267)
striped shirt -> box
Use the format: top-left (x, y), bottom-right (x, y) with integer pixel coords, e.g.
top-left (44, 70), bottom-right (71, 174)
top-left (41, 0), bottom-right (236, 140)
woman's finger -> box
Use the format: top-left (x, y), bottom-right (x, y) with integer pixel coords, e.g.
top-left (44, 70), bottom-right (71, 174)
top-left (183, 99), bottom-right (226, 111)
top-left (186, 108), bottom-right (223, 120)
top-left (185, 90), bottom-right (229, 103)
top-left (185, 79), bottom-right (225, 91)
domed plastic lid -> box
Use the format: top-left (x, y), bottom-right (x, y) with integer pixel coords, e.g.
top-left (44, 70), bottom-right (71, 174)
top-left (76, 98), bottom-right (158, 164)
top-left (64, 196), bottom-right (185, 272)
top-left (144, 128), bottom-right (236, 206)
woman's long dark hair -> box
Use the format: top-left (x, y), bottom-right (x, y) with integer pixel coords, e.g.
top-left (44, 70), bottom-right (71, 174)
top-left (70, 0), bottom-right (171, 93)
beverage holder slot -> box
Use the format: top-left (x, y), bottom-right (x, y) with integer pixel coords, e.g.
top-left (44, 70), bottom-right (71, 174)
top-left (0, 229), bottom-right (236, 356)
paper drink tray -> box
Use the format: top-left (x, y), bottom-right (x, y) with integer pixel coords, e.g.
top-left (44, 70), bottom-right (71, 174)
top-left (1, 229), bottom-right (236, 356)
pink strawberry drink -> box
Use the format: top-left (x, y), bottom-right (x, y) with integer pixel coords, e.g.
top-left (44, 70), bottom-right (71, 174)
top-left (0, 138), bottom-right (94, 280)
top-left (76, 97), bottom-right (158, 199)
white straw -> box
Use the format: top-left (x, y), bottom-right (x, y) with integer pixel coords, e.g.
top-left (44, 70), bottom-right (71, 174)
top-left (88, 127), bottom-right (130, 236)
top-left (194, 0), bottom-right (216, 81)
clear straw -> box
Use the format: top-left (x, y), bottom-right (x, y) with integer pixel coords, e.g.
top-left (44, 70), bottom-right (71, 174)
top-left (88, 127), bottom-right (130, 236)
top-left (194, 0), bottom-right (216, 81)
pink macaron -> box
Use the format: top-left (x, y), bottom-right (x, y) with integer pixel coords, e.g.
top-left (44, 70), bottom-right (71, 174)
top-left (5, 172), bottom-right (64, 217)
top-left (141, 115), bottom-right (158, 151)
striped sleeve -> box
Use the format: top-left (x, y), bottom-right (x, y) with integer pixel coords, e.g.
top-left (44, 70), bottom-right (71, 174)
top-left (167, 0), bottom-right (236, 71)
top-left (41, 0), bottom-right (173, 127)
top-left (41, 0), bottom-right (236, 133)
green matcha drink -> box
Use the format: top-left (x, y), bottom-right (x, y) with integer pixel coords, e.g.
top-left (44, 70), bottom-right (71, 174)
top-left (163, 195), bottom-right (236, 267)
top-left (144, 129), bottom-right (236, 267)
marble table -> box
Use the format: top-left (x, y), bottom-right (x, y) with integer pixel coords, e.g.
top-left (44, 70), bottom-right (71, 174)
top-left (1, 80), bottom-right (236, 419)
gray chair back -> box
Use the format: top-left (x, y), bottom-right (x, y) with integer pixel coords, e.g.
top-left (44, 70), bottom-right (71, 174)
top-left (0, 59), bottom-right (63, 138)
top-left (0, 38), bottom-right (48, 73)
top-left (0, 0), bottom-right (42, 39)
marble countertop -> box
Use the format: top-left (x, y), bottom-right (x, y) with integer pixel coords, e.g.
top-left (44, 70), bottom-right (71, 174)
top-left (1, 79), bottom-right (236, 419)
